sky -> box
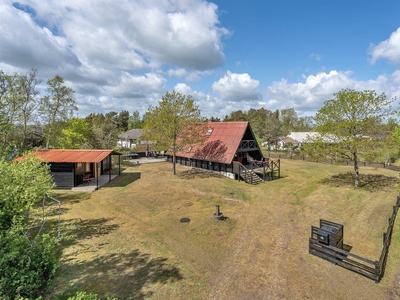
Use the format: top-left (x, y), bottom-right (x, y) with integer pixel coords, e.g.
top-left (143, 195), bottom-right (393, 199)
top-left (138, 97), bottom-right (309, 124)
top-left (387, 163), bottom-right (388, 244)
top-left (1, 0), bottom-right (400, 119)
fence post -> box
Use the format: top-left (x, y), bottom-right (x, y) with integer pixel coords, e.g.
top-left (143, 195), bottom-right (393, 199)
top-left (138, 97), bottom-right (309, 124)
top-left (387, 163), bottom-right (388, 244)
top-left (375, 261), bottom-right (380, 283)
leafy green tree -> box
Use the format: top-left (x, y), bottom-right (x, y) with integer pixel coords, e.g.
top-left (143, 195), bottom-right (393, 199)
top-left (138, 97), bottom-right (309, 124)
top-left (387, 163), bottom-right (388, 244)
top-left (208, 116), bottom-right (221, 122)
top-left (143, 91), bottom-right (205, 175)
top-left (263, 109), bottom-right (288, 149)
top-left (116, 110), bottom-right (130, 132)
top-left (86, 113), bottom-right (119, 149)
top-left (294, 116), bottom-right (314, 131)
top-left (0, 155), bottom-right (59, 299)
top-left (59, 117), bottom-right (91, 149)
top-left (0, 230), bottom-right (61, 299)
top-left (128, 110), bottom-right (143, 129)
top-left (223, 110), bottom-right (247, 121)
top-left (280, 108), bottom-right (298, 132)
top-left (14, 69), bottom-right (41, 152)
top-left (0, 69), bottom-right (44, 156)
top-left (0, 156), bottom-right (54, 230)
top-left (0, 70), bottom-right (19, 155)
top-left (247, 108), bottom-right (270, 139)
top-left (40, 75), bottom-right (77, 148)
top-left (307, 89), bottom-right (396, 187)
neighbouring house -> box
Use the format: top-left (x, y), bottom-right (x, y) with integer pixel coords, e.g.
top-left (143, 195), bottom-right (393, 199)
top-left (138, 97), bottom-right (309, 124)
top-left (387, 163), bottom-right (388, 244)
top-left (15, 149), bottom-right (122, 189)
top-left (117, 129), bottom-right (156, 156)
top-left (263, 132), bottom-right (320, 150)
top-left (287, 132), bottom-right (320, 147)
top-left (167, 121), bottom-right (280, 184)
top-left (117, 129), bottom-right (143, 148)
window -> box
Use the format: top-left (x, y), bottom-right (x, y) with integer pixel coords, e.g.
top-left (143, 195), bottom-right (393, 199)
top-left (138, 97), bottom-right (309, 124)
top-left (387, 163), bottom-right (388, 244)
top-left (206, 129), bottom-right (213, 136)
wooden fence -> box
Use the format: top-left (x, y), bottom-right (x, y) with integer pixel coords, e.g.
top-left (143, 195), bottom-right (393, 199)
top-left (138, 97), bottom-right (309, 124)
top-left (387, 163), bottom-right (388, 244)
top-left (266, 151), bottom-right (400, 171)
top-left (309, 196), bottom-right (400, 282)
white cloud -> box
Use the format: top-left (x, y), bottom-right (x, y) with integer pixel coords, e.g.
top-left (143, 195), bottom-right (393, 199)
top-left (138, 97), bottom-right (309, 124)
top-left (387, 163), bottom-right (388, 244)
top-left (168, 68), bottom-right (212, 82)
top-left (212, 71), bottom-right (262, 101)
top-left (10, 0), bottom-right (229, 71)
top-left (174, 83), bottom-right (193, 95)
top-left (0, 2), bottom-right (80, 70)
top-left (310, 53), bottom-right (322, 61)
top-left (370, 27), bottom-right (400, 66)
top-left (0, 0), bottom-right (230, 117)
top-left (266, 70), bottom-right (400, 114)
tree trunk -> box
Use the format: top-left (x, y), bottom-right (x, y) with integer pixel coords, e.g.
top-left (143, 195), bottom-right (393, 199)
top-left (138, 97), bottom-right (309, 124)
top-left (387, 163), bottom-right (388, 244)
top-left (173, 152), bottom-right (176, 175)
top-left (353, 149), bottom-right (359, 188)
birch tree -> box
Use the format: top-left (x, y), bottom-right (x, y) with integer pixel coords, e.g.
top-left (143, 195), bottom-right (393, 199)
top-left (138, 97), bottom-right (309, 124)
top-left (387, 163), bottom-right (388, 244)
top-left (307, 89), bottom-right (396, 187)
top-left (143, 91), bottom-right (206, 175)
top-left (40, 75), bottom-right (77, 148)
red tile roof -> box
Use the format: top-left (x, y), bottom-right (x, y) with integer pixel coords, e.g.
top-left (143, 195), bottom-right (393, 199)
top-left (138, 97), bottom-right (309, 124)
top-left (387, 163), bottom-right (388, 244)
top-left (177, 121), bottom-right (249, 164)
top-left (15, 149), bottom-right (121, 163)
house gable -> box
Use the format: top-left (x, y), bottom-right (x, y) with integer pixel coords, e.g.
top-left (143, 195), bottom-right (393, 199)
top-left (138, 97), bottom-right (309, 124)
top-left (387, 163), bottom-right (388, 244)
top-left (175, 121), bottom-right (263, 164)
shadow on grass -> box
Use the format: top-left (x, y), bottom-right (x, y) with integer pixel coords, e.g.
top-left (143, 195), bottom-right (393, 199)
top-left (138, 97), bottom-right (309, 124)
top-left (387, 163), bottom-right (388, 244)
top-left (102, 172), bottom-right (142, 188)
top-left (56, 250), bottom-right (183, 300)
top-left (178, 168), bottom-right (224, 179)
top-left (50, 192), bottom-right (92, 205)
top-left (58, 217), bottom-right (120, 248)
top-left (319, 172), bottom-right (400, 192)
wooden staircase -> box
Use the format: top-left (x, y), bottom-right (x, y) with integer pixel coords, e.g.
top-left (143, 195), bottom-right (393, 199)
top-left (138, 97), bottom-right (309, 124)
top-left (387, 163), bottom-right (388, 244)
top-left (239, 168), bottom-right (264, 185)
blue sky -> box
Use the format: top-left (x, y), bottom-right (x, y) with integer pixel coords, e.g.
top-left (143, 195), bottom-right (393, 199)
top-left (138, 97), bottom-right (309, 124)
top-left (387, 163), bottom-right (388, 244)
top-left (1, 0), bottom-right (400, 119)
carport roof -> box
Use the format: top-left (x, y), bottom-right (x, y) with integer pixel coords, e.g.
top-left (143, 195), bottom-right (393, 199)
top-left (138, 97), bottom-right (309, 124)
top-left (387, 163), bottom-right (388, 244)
top-left (15, 149), bottom-right (121, 163)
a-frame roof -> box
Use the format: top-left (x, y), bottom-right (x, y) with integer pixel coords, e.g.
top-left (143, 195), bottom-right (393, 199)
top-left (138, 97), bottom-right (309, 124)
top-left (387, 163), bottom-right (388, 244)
top-left (176, 121), bottom-right (253, 164)
top-left (15, 149), bottom-right (121, 163)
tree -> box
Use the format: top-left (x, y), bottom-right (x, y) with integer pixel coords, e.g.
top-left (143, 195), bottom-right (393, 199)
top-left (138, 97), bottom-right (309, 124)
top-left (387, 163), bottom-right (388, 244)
top-left (0, 69), bottom-right (43, 156)
top-left (128, 110), bottom-right (143, 129)
top-left (223, 110), bottom-right (247, 121)
top-left (0, 156), bottom-right (55, 230)
top-left (86, 113), bottom-right (120, 149)
top-left (14, 69), bottom-right (41, 152)
top-left (263, 109), bottom-right (288, 149)
top-left (116, 110), bottom-right (130, 132)
top-left (59, 117), bottom-right (91, 149)
top-left (0, 155), bottom-right (60, 299)
top-left (0, 70), bottom-right (19, 155)
top-left (308, 89), bottom-right (396, 187)
top-left (143, 91), bottom-right (205, 175)
top-left (39, 75), bottom-right (77, 148)
top-left (280, 108), bottom-right (298, 132)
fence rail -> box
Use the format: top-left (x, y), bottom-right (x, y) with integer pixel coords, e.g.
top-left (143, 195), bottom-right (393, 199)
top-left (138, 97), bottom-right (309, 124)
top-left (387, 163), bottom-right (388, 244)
top-left (265, 152), bottom-right (400, 171)
top-left (309, 195), bottom-right (400, 282)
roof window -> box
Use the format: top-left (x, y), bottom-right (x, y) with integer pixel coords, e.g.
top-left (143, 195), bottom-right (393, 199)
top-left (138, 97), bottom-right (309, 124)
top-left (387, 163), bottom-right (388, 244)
top-left (206, 129), bottom-right (213, 136)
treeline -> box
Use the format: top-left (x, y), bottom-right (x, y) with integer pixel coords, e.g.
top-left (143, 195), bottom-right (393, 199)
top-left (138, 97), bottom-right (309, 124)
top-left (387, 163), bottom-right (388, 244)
top-left (1, 68), bottom-right (317, 157)
top-left (0, 69), bottom-right (144, 157)
top-left (209, 107), bottom-right (314, 144)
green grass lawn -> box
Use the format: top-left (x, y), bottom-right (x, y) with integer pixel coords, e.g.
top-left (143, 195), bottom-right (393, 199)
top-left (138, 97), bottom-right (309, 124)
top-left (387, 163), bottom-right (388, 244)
top-left (44, 159), bottom-right (400, 299)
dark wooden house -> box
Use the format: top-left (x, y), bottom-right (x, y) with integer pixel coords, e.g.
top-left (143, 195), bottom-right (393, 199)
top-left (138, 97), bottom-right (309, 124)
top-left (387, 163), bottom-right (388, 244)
top-left (16, 149), bottom-right (121, 189)
top-left (167, 121), bottom-right (280, 184)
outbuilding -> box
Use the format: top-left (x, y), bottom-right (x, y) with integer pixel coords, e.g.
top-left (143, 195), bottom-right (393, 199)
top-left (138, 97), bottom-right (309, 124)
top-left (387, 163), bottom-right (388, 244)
top-left (15, 149), bottom-right (122, 189)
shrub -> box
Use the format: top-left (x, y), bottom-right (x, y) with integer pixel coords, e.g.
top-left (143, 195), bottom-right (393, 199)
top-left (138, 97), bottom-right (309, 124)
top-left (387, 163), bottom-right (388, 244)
top-left (0, 230), bottom-right (61, 299)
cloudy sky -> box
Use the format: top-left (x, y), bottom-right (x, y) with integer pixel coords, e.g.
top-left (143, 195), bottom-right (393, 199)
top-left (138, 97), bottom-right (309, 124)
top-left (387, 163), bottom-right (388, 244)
top-left (1, 0), bottom-right (400, 119)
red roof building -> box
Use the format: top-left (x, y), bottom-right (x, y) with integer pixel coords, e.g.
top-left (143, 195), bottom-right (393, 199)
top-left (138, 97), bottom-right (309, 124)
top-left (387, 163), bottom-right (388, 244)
top-left (168, 121), bottom-right (280, 183)
top-left (15, 149), bottom-right (121, 189)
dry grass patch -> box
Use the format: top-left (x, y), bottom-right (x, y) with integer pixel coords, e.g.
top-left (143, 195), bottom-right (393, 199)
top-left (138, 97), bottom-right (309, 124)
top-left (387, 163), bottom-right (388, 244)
top-left (45, 160), bottom-right (400, 300)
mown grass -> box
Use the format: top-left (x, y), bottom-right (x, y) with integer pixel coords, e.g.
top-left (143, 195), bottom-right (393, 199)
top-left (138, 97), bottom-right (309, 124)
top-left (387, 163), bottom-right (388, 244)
top-left (44, 159), bottom-right (400, 299)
